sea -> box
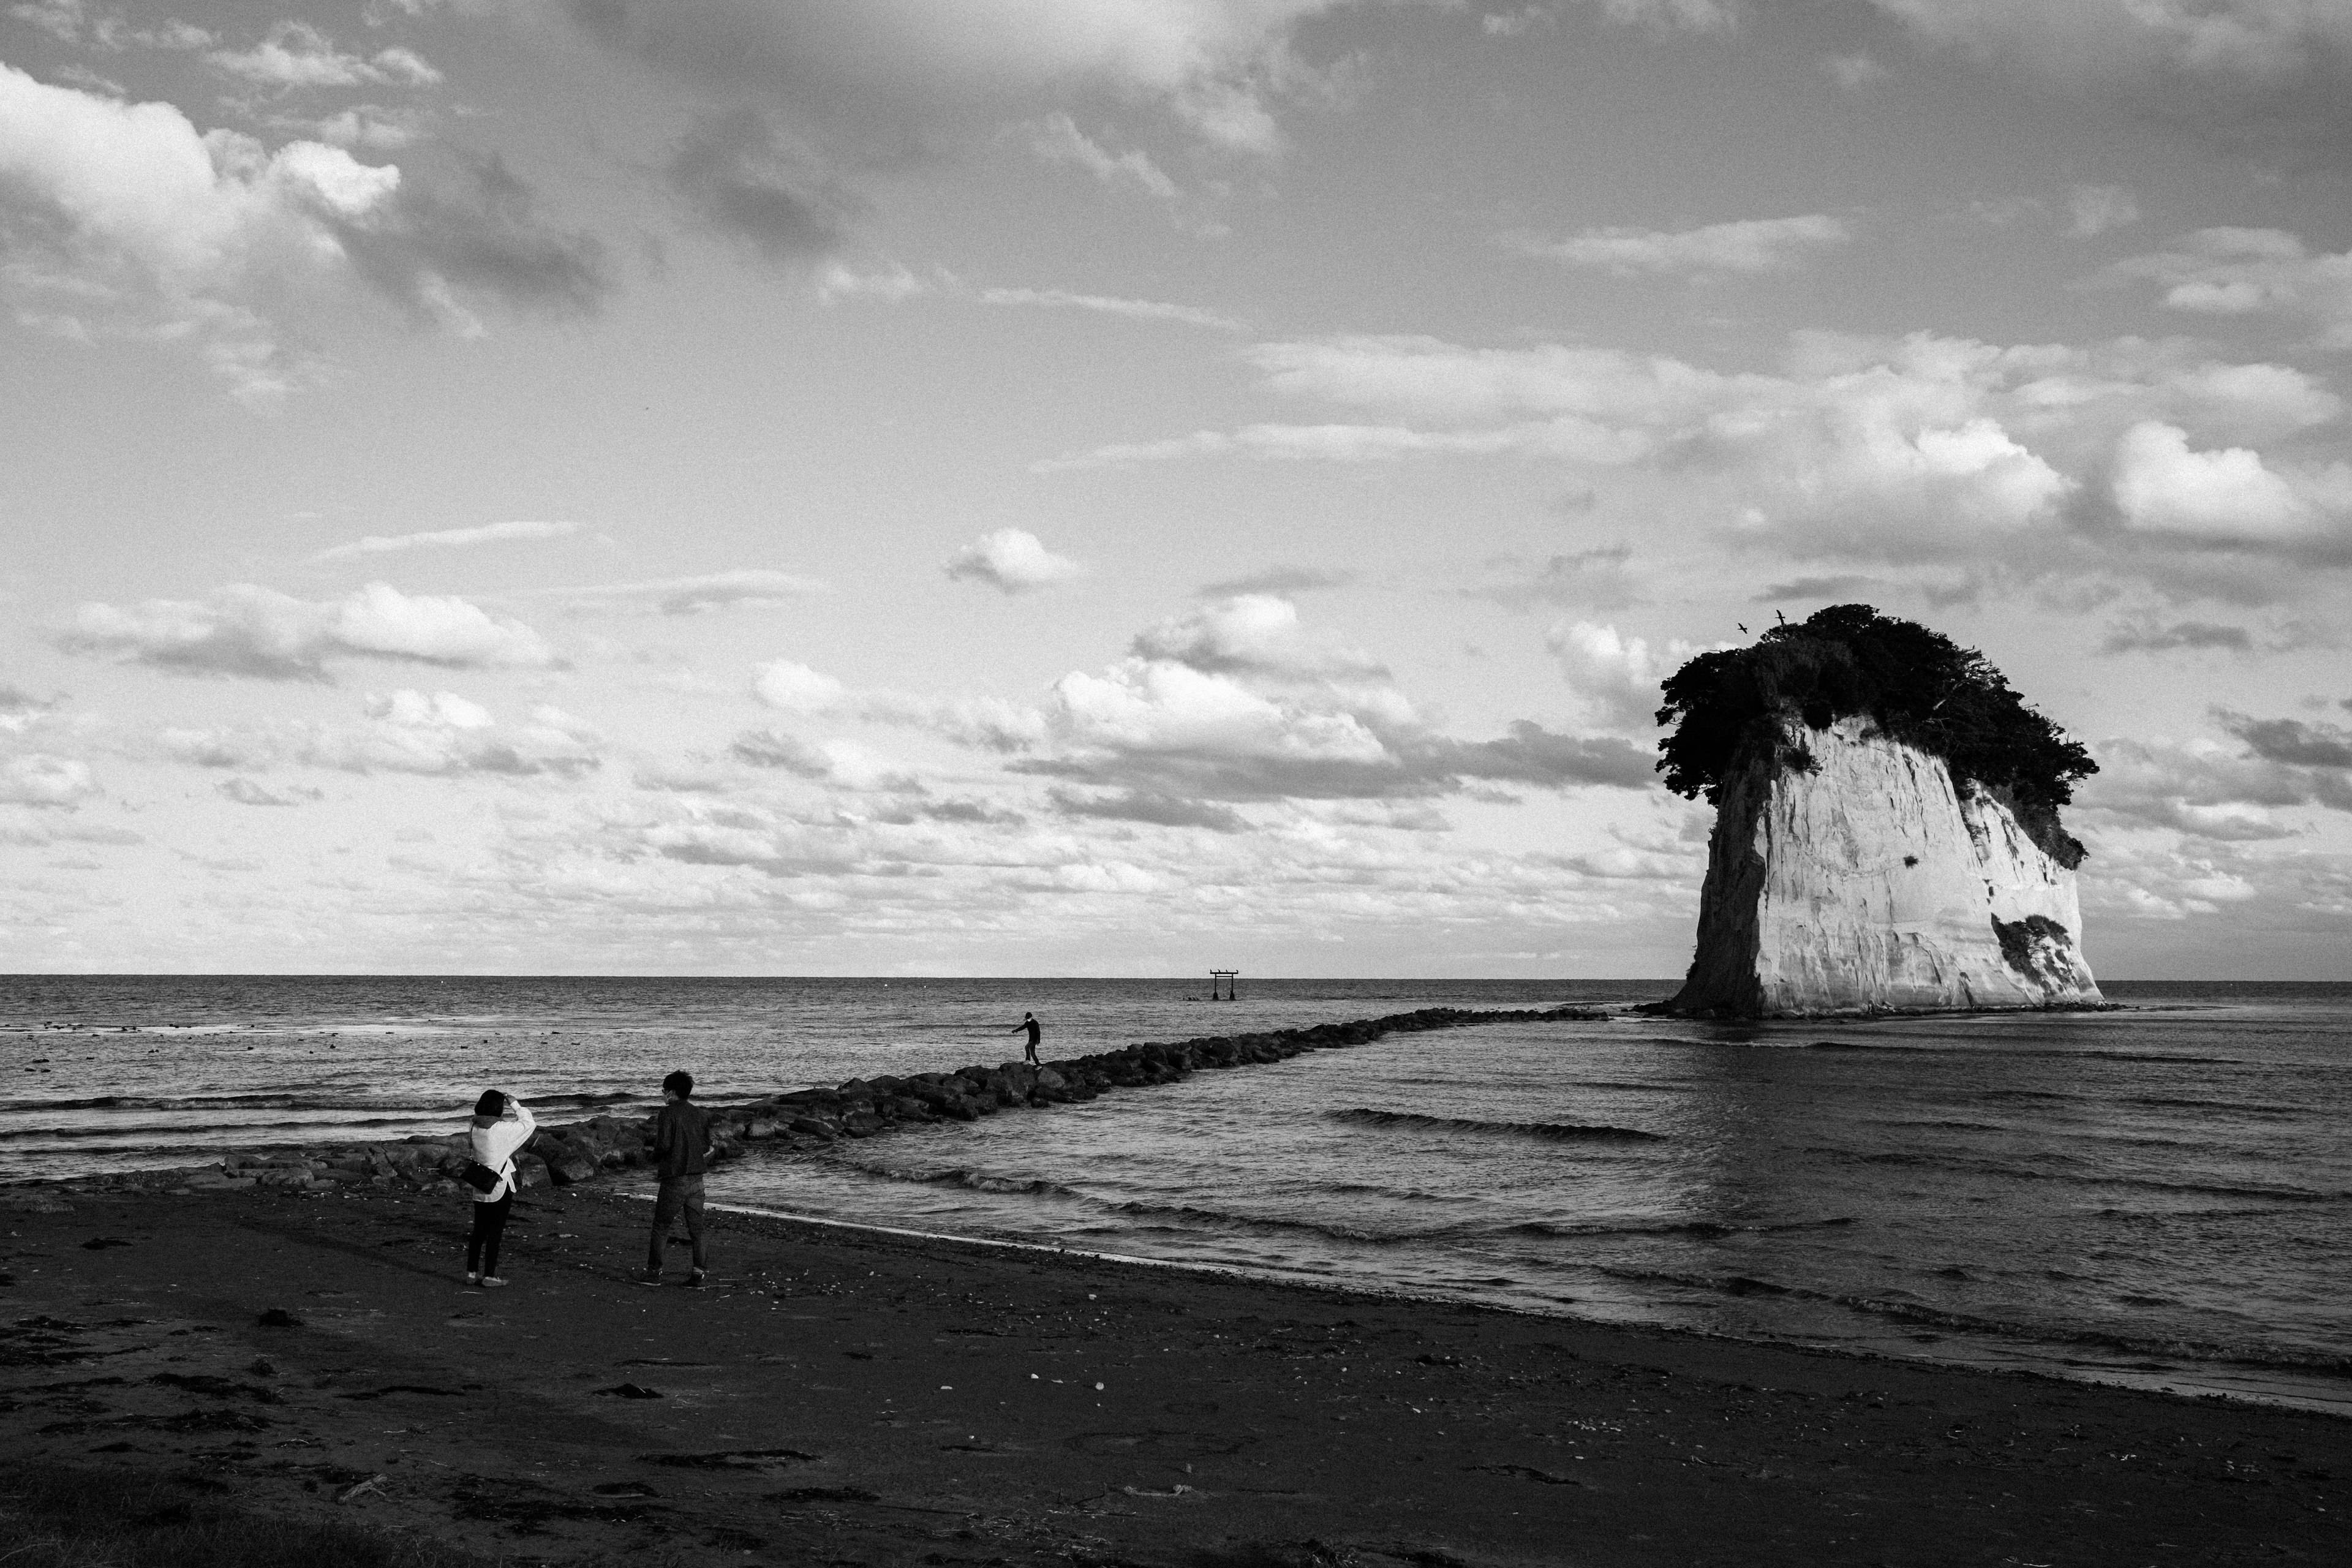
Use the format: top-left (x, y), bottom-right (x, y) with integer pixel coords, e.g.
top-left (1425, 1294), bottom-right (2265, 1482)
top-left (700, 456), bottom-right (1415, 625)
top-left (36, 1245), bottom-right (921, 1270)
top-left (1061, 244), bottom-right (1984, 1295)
top-left (3, 976), bottom-right (2346, 1415)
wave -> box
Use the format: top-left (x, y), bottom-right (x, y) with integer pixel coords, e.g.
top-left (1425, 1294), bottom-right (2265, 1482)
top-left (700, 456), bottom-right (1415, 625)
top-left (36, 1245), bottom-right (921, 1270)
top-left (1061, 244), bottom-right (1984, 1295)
top-left (1330, 1109), bottom-right (1664, 1143)
top-left (1591, 1265), bottom-right (2352, 1378)
top-left (1809, 1146), bottom-right (2345, 1204)
top-left (848, 1164), bottom-right (1082, 1200)
top-left (1506, 1215), bottom-right (1858, 1242)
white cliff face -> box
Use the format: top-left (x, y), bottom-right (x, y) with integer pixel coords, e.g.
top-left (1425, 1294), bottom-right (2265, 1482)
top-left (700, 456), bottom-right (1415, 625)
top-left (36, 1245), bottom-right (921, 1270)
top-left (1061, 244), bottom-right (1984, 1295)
top-left (1670, 717), bottom-right (2101, 1017)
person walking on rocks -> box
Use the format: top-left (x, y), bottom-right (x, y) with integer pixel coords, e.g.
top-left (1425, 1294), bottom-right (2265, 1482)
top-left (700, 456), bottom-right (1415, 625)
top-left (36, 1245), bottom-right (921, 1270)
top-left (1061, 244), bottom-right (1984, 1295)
top-left (641, 1069), bottom-right (714, 1287)
top-left (464, 1090), bottom-right (535, 1288)
top-left (1010, 1011), bottom-right (1042, 1066)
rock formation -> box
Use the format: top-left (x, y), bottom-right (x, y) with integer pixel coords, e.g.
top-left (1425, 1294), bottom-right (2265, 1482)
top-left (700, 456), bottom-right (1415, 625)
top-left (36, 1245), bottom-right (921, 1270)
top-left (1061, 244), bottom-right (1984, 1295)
top-left (1666, 716), bottom-right (2101, 1016)
top-left (1653, 605), bottom-right (2103, 1019)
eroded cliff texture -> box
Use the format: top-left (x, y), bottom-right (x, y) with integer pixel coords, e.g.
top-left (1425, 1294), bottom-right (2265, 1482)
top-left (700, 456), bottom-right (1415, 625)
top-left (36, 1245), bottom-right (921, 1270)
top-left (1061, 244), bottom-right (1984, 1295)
top-left (1668, 717), bottom-right (2101, 1017)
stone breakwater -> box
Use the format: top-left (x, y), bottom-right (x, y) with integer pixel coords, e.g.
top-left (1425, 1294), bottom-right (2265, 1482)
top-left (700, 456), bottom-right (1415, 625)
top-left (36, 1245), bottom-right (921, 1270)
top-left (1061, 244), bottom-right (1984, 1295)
top-left (55, 1005), bottom-right (1604, 1197)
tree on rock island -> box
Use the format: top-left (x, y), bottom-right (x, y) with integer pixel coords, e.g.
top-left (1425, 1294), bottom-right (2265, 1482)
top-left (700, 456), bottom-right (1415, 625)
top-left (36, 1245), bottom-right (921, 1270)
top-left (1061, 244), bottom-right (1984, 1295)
top-left (1654, 604), bottom-right (2096, 867)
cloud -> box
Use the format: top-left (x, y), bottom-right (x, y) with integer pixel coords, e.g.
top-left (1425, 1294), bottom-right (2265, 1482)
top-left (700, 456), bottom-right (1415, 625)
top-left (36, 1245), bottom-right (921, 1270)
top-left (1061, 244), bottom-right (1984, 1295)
top-left (666, 108), bottom-right (856, 264)
top-left (1197, 565), bottom-right (1352, 597)
top-left (314, 519), bottom-right (582, 560)
top-left (2109, 421), bottom-right (2337, 542)
top-left (162, 690), bottom-right (603, 778)
top-left (2098, 618), bottom-right (2254, 654)
top-left (1861, 2), bottom-right (2352, 162)
top-left (2081, 710), bottom-right (2352, 844)
top-left (205, 21), bottom-right (443, 89)
top-left (60, 581), bottom-right (560, 680)
top-left (1547, 620), bottom-right (1698, 729)
top-left (1009, 600), bottom-right (1655, 805)
top-left (1050, 786), bottom-right (1250, 832)
top-left (1510, 214), bottom-right (1851, 278)
top-left (218, 775), bottom-right (322, 806)
top-left (549, 570), bottom-right (831, 616)
top-left (0, 68), bottom-right (606, 396)
top-left (0, 684), bottom-right (56, 733)
top-left (0, 753), bottom-right (99, 809)
top-left (752, 659), bottom-right (851, 715)
top-left (2225, 711), bottom-right (2352, 771)
top-left (943, 527), bottom-right (1084, 593)
top-left (820, 262), bottom-right (1242, 330)
top-left (1477, 546), bottom-right (1640, 611)
top-left (1821, 51), bottom-right (1887, 89)
top-left (1024, 112), bottom-right (1180, 201)
top-left (1585, 0), bottom-right (1741, 33)
top-left (2111, 228), bottom-right (2352, 348)
top-left (726, 728), bottom-right (914, 790)
top-left (1132, 594), bottom-right (1385, 680)
top-left (2067, 183), bottom-right (2139, 237)
top-left (563, 0), bottom-right (1362, 159)
top-left (1047, 328), bottom-right (2352, 584)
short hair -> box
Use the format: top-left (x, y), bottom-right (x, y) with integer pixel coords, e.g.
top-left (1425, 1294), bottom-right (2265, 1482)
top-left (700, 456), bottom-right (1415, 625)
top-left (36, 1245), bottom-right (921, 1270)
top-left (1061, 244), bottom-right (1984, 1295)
top-left (473, 1089), bottom-right (505, 1117)
top-left (662, 1069), bottom-right (694, 1099)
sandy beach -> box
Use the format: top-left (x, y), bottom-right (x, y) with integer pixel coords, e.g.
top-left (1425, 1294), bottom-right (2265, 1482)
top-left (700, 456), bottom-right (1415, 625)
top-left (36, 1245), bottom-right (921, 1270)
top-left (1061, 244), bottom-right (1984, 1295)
top-left (2, 1177), bottom-right (2342, 1567)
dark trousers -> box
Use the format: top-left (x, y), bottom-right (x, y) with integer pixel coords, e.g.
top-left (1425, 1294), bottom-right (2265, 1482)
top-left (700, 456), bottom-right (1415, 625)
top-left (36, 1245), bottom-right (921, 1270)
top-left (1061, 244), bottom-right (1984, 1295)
top-left (649, 1174), bottom-right (707, 1273)
top-left (466, 1193), bottom-right (512, 1276)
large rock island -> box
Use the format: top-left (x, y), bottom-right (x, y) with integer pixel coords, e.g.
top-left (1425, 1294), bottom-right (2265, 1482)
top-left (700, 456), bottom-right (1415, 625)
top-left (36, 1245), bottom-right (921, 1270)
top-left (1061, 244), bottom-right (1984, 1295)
top-left (1654, 606), bottom-right (2103, 1017)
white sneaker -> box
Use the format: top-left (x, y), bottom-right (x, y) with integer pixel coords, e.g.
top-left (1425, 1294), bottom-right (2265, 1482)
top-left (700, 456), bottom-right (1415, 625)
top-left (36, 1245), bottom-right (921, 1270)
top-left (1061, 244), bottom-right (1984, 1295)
top-left (465, 1271), bottom-right (480, 1285)
top-left (480, 1276), bottom-right (509, 1288)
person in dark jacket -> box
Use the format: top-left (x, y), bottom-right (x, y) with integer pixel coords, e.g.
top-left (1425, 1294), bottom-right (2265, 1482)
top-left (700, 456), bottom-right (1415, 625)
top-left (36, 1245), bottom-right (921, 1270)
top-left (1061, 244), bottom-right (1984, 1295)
top-left (641, 1069), bottom-right (713, 1286)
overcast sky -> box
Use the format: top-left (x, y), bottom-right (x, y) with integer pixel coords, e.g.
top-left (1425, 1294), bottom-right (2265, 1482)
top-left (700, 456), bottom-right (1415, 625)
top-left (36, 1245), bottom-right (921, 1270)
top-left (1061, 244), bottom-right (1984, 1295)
top-left (2, 1), bottom-right (2348, 978)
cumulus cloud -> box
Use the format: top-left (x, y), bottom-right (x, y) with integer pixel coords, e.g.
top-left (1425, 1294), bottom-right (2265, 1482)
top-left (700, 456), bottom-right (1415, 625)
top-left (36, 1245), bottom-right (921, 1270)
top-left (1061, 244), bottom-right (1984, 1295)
top-left (1510, 214), bottom-right (1851, 278)
top-left (752, 659), bottom-right (851, 715)
top-left (0, 67), bottom-right (606, 396)
top-left (2111, 228), bottom-right (2352, 348)
top-left (162, 690), bottom-right (602, 779)
top-left (2109, 421), bottom-right (2340, 542)
top-left (205, 21), bottom-right (442, 89)
top-left (1132, 594), bottom-right (1385, 680)
top-left (1547, 621), bottom-right (1702, 729)
top-left (0, 753), bottom-right (99, 809)
top-left (2081, 709), bottom-right (2352, 846)
top-left (550, 570), bottom-right (831, 616)
top-left (1009, 598), bottom-right (1654, 807)
top-left (943, 527), bottom-right (1085, 593)
top-left (60, 581), bottom-right (559, 680)
top-left (314, 519), bottom-right (581, 560)
top-left (1047, 328), bottom-right (2352, 582)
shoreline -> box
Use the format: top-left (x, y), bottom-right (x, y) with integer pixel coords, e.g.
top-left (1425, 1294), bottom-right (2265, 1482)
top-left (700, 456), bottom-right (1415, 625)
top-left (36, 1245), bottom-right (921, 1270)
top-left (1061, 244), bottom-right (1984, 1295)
top-left (688, 1194), bottom-right (2352, 1420)
top-left (2, 1178), bottom-right (2343, 1566)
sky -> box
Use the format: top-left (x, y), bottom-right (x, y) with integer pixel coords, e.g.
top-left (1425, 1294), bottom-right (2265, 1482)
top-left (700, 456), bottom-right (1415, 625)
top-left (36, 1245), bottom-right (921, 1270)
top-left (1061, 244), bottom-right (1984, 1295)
top-left (1, 1), bottom-right (2349, 978)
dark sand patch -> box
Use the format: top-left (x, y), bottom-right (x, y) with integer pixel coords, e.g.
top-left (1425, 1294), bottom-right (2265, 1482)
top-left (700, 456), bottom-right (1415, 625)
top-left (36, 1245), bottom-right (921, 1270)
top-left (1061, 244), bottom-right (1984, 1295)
top-left (0, 1180), bottom-right (2340, 1566)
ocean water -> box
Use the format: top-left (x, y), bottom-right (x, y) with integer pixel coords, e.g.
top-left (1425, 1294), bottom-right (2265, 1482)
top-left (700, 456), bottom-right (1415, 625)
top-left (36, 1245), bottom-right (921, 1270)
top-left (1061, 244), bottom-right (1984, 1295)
top-left (2, 976), bottom-right (2346, 1413)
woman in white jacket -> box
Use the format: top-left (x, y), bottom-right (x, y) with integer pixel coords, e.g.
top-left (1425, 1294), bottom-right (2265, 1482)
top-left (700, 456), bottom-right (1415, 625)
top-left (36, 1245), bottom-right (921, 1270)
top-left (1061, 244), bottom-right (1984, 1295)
top-left (465, 1090), bottom-right (536, 1287)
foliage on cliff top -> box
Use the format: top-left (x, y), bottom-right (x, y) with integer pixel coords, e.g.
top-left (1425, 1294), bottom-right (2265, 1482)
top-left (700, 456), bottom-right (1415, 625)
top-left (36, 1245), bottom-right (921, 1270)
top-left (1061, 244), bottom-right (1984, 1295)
top-left (1654, 605), bottom-right (2095, 866)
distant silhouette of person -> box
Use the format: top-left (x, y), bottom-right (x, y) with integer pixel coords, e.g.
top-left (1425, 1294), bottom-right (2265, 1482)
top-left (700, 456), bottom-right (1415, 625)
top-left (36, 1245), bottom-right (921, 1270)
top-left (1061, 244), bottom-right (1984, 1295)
top-left (641, 1069), bottom-right (713, 1287)
top-left (1011, 1011), bottom-right (1042, 1066)
top-left (464, 1090), bottom-right (535, 1288)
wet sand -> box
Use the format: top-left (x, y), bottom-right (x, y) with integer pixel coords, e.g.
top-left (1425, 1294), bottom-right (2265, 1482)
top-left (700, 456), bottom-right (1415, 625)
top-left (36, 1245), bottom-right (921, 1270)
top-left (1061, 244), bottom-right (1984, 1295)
top-left (2, 1180), bottom-right (2343, 1566)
